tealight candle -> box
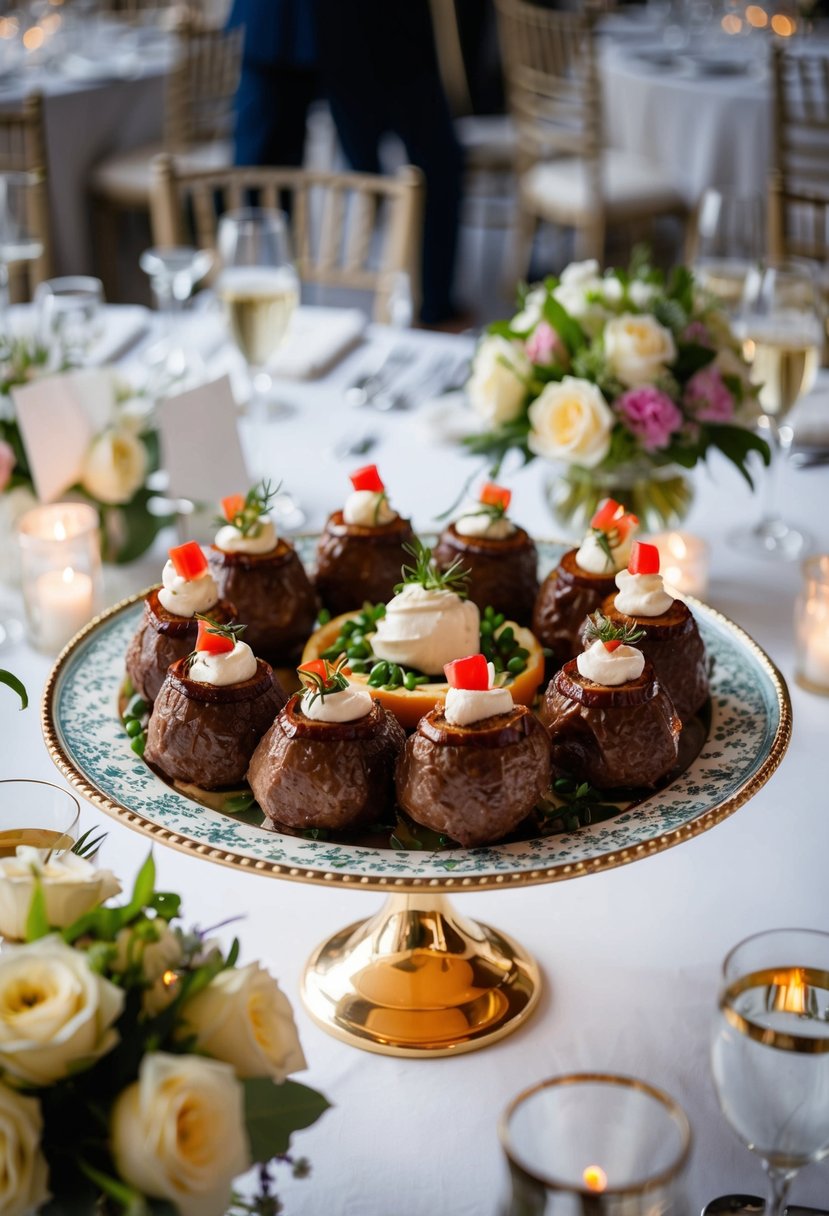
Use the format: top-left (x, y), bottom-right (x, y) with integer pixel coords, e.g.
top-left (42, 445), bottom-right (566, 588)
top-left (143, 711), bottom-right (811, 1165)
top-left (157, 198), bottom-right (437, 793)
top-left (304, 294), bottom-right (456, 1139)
top-left (17, 502), bottom-right (101, 654)
top-left (649, 531), bottom-right (710, 600)
top-left (794, 555), bottom-right (829, 696)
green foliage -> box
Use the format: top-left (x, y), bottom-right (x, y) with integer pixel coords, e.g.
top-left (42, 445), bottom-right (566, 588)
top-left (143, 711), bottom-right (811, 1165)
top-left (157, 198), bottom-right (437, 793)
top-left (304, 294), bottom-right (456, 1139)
top-left (25, 880), bottom-right (49, 942)
top-left (705, 423), bottom-right (772, 488)
top-left (244, 1079), bottom-right (332, 1163)
top-left (0, 669), bottom-right (27, 708)
top-left (395, 538), bottom-right (470, 596)
top-left (542, 295), bottom-right (587, 354)
top-left (672, 342), bottom-right (716, 384)
top-left (99, 488), bottom-right (171, 566)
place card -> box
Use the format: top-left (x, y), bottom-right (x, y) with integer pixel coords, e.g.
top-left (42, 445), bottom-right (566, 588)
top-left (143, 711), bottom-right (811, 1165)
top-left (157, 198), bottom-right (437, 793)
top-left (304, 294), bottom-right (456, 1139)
top-left (157, 374), bottom-right (249, 503)
top-left (11, 371), bottom-right (107, 503)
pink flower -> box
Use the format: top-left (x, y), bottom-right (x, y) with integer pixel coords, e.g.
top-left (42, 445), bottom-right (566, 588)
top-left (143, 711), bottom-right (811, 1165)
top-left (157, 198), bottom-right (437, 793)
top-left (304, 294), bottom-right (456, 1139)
top-left (684, 365), bottom-right (735, 423)
top-left (682, 320), bottom-right (713, 346)
top-left (525, 320), bottom-right (565, 366)
top-left (0, 440), bottom-right (15, 492)
top-left (615, 386), bottom-right (684, 452)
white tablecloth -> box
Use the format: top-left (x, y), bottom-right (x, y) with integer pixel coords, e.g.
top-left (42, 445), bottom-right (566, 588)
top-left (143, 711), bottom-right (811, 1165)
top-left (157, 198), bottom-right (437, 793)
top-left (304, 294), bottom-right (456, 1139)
top-left (2, 318), bottom-right (829, 1214)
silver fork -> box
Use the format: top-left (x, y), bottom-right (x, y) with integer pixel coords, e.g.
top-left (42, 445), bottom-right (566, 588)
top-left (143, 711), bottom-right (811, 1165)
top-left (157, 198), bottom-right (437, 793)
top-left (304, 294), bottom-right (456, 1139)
top-left (344, 346), bottom-right (416, 407)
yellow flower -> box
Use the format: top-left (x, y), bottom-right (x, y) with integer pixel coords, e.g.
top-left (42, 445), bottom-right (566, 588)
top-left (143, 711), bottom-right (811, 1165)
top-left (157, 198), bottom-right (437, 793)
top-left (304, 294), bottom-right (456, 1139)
top-left (604, 313), bottom-right (676, 386)
top-left (528, 377), bottom-right (613, 468)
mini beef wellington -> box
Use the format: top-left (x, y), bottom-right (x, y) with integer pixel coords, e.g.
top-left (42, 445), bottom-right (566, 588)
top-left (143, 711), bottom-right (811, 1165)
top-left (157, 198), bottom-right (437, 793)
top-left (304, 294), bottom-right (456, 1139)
top-left (396, 653), bottom-right (551, 847)
top-left (125, 541), bottom-right (235, 704)
top-left (539, 617), bottom-right (681, 789)
top-left (584, 540), bottom-right (709, 722)
top-left (533, 498), bottom-right (638, 667)
top-left (314, 464), bottom-right (415, 615)
top-left (247, 658), bottom-right (405, 832)
top-left (208, 481), bottom-right (318, 667)
top-left (144, 620), bottom-right (286, 789)
top-left (433, 482), bottom-right (538, 625)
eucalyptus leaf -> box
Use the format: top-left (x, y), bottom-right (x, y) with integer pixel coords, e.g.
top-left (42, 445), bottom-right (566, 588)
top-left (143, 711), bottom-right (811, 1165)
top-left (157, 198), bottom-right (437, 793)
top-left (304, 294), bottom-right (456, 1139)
top-left (0, 669), bottom-right (27, 709)
top-left (243, 1078), bottom-right (331, 1163)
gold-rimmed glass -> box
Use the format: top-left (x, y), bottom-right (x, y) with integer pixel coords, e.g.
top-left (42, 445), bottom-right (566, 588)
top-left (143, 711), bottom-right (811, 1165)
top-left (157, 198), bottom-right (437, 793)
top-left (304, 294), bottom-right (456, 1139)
top-left (0, 779), bottom-right (80, 858)
top-left (499, 1073), bottom-right (692, 1214)
top-left (710, 928), bottom-right (829, 1216)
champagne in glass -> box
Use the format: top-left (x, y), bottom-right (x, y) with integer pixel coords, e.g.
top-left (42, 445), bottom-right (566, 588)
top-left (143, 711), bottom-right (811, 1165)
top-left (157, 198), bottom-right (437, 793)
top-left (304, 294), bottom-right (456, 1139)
top-left (691, 188), bottom-right (765, 317)
top-left (710, 929), bottom-right (829, 1215)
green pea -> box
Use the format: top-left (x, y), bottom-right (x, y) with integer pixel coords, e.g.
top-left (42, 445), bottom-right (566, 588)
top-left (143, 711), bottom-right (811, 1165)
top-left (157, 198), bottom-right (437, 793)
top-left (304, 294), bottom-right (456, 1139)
top-left (126, 695), bottom-right (148, 719)
top-left (507, 656), bottom-right (527, 675)
top-left (348, 641), bottom-right (371, 660)
top-left (387, 664), bottom-right (402, 687)
top-left (497, 626), bottom-right (515, 650)
top-left (224, 793), bottom-right (255, 813)
top-left (340, 620), bottom-right (358, 636)
top-left (368, 661), bottom-right (390, 687)
top-left (130, 735), bottom-right (146, 758)
top-left (372, 603), bottom-right (386, 619)
top-left (348, 659), bottom-right (369, 673)
top-left (404, 672), bottom-right (416, 691)
top-left (317, 608), bottom-right (331, 626)
top-left (321, 644), bottom-right (343, 661)
top-left (413, 675), bottom-right (430, 686)
top-left (493, 612), bottom-right (505, 628)
top-left (483, 605), bottom-right (495, 619)
top-left (492, 657), bottom-right (504, 673)
top-left (480, 619), bottom-right (493, 636)
top-left (125, 718), bottom-right (143, 738)
top-left (513, 647), bottom-right (530, 662)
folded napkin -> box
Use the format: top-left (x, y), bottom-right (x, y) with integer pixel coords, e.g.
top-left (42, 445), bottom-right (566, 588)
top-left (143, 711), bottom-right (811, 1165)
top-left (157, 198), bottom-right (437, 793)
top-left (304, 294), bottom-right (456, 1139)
top-left (792, 386), bottom-right (829, 448)
top-left (87, 306), bottom-right (150, 366)
top-left (267, 306), bottom-right (366, 380)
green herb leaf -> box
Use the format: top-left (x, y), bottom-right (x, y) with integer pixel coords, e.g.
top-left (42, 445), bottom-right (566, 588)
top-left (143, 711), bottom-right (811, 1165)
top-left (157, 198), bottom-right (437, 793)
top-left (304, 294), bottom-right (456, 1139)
top-left (706, 423), bottom-right (771, 488)
top-left (25, 879), bottom-right (49, 941)
top-left (0, 669), bottom-right (27, 709)
top-left (542, 295), bottom-right (588, 355)
top-left (71, 828), bottom-right (108, 860)
top-left (395, 538), bottom-right (470, 596)
top-left (243, 1078), bottom-right (331, 1163)
top-left (583, 611), bottom-right (646, 646)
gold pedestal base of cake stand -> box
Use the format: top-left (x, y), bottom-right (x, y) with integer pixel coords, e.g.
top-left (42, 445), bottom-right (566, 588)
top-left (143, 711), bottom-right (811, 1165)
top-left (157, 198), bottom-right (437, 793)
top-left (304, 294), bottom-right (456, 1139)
top-left (301, 893), bottom-right (541, 1057)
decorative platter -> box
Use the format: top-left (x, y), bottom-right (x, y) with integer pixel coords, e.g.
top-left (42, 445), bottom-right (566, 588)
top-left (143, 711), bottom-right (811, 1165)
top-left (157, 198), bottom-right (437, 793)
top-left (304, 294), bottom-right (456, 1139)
top-left (42, 539), bottom-right (791, 893)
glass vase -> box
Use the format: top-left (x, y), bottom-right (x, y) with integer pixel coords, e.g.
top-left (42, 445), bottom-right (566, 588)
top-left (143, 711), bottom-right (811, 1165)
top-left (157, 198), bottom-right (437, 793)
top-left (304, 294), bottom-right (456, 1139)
top-left (545, 462), bottom-right (694, 540)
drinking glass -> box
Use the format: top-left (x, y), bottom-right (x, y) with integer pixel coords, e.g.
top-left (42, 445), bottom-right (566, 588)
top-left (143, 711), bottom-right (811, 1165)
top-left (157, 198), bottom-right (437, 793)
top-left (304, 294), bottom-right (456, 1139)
top-left (34, 275), bottom-right (103, 365)
top-left (0, 170), bottom-right (42, 318)
top-left (0, 779), bottom-right (80, 859)
top-left (730, 260), bottom-right (824, 560)
top-left (216, 208), bottom-right (299, 420)
top-left (139, 245), bottom-right (212, 392)
top-left (499, 1073), bottom-right (691, 1214)
top-left (710, 928), bottom-right (829, 1216)
top-left (691, 188), bottom-right (765, 317)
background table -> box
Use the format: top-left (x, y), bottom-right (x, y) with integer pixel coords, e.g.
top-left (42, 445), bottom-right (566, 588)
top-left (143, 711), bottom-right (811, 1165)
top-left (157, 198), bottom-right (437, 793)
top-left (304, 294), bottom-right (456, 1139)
top-left (3, 318), bottom-right (829, 1214)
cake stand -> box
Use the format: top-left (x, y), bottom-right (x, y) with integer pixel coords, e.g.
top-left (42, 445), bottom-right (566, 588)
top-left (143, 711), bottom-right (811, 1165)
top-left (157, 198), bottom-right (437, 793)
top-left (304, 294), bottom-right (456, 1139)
top-left (41, 542), bottom-right (791, 1058)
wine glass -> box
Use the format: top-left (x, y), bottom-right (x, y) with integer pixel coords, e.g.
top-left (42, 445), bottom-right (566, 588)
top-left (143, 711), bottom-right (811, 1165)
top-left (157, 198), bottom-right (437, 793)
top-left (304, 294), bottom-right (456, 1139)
top-left (730, 260), bottom-right (824, 560)
top-left (0, 779), bottom-right (80, 860)
top-left (691, 188), bottom-right (765, 317)
top-left (34, 275), bottom-right (104, 366)
top-left (499, 1073), bottom-right (691, 1214)
top-left (0, 170), bottom-right (43, 320)
top-left (139, 245), bottom-right (212, 391)
top-left (216, 208), bottom-right (299, 420)
top-left (710, 928), bottom-right (829, 1216)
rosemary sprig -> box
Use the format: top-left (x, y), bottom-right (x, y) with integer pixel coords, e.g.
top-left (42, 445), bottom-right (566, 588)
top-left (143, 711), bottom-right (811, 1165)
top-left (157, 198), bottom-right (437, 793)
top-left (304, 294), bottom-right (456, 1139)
top-left (372, 491), bottom-right (390, 526)
top-left (215, 479), bottom-right (281, 538)
top-left (185, 616), bottom-right (247, 669)
top-left (583, 611), bottom-right (646, 646)
top-left (71, 828), bottom-right (108, 860)
top-left (299, 657), bottom-right (350, 709)
top-left (591, 526), bottom-right (615, 570)
top-left (394, 538), bottom-right (470, 596)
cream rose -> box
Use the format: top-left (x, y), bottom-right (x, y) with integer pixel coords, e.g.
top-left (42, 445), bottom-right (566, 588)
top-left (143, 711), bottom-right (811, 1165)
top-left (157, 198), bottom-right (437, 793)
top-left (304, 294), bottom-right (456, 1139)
top-left (0, 848), bottom-right (121, 943)
top-left (0, 1084), bottom-right (49, 1216)
top-left (80, 427), bottom-right (148, 505)
top-left (111, 1052), bottom-right (250, 1216)
top-left (0, 935), bottom-right (123, 1086)
top-left (604, 313), bottom-right (677, 386)
top-left (180, 962), bottom-right (307, 1082)
top-left (467, 335), bottom-right (531, 426)
top-left (528, 377), bottom-right (613, 468)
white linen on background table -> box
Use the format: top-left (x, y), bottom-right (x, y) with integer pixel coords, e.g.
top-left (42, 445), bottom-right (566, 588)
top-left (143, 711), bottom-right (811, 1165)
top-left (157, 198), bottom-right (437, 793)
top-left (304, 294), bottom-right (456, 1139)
top-left (3, 313), bottom-right (829, 1215)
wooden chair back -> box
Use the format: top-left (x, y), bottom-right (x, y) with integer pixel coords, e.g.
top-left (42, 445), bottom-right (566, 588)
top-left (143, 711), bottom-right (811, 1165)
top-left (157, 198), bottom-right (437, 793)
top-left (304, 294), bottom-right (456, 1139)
top-left (164, 19), bottom-right (243, 150)
top-left (769, 43), bottom-right (829, 262)
top-left (150, 157), bottom-right (424, 322)
top-left (0, 93), bottom-right (51, 295)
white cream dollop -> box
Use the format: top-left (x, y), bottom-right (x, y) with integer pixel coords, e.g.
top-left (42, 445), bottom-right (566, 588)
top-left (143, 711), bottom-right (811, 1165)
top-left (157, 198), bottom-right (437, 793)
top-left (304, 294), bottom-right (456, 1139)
top-left (444, 662), bottom-right (514, 726)
top-left (575, 528), bottom-right (634, 575)
top-left (214, 518), bottom-right (277, 555)
top-left (157, 557), bottom-right (218, 618)
top-left (614, 569), bottom-right (674, 617)
top-left (577, 639), bottom-right (645, 686)
top-left (300, 684), bottom-right (373, 722)
top-left (371, 584), bottom-right (480, 675)
top-left (187, 640), bottom-right (258, 686)
top-left (343, 490), bottom-right (397, 527)
top-left (454, 501), bottom-right (516, 540)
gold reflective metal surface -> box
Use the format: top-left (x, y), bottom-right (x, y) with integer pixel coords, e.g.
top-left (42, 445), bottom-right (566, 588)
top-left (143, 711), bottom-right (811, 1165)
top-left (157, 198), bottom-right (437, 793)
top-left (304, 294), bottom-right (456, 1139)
top-left (301, 893), bottom-right (541, 1056)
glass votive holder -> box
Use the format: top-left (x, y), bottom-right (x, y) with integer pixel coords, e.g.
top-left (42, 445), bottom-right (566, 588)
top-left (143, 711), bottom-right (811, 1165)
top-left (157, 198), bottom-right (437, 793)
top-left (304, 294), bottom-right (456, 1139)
top-left (649, 532), bottom-right (710, 600)
top-left (794, 554), bottom-right (829, 695)
top-left (17, 502), bottom-right (102, 654)
top-left (34, 275), bottom-right (104, 365)
top-left (499, 1073), bottom-right (691, 1215)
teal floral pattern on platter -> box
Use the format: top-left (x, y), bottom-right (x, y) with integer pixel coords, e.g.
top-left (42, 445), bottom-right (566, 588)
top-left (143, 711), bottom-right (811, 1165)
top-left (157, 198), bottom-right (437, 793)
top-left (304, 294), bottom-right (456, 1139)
top-left (47, 540), bottom-right (789, 886)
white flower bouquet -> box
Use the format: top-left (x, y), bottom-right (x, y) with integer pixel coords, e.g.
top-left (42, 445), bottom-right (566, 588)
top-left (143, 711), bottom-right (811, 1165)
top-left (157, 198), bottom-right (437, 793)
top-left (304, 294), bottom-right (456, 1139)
top-left (0, 848), bottom-right (328, 1216)
top-left (465, 255), bottom-right (771, 530)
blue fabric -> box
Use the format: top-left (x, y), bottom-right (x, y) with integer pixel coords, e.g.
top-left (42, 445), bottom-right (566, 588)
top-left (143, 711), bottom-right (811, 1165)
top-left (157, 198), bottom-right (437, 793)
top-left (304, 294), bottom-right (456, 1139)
top-left (226, 0), bottom-right (316, 67)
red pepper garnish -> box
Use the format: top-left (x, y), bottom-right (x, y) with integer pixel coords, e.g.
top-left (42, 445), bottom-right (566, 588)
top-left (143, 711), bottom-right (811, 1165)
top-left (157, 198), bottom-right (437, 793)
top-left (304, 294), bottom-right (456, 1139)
top-left (196, 620), bottom-right (234, 654)
top-left (444, 653), bottom-right (490, 691)
top-left (169, 541), bottom-right (208, 581)
top-left (629, 541), bottom-right (660, 576)
top-left (298, 659), bottom-right (328, 681)
top-left (480, 482), bottom-right (511, 511)
top-left (615, 512), bottom-right (639, 542)
top-left (591, 498), bottom-right (622, 531)
top-left (349, 464), bottom-right (385, 493)
top-left (603, 639), bottom-right (623, 652)
top-left (221, 494), bottom-right (246, 523)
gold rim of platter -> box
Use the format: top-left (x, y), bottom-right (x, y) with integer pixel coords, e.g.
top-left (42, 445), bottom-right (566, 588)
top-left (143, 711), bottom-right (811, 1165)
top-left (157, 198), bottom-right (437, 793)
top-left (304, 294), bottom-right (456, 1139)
top-left (41, 580), bottom-right (793, 895)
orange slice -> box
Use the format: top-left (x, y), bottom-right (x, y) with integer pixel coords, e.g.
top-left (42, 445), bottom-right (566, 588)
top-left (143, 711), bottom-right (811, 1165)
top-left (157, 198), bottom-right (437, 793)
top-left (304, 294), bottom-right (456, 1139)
top-left (302, 612), bottom-right (546, 730)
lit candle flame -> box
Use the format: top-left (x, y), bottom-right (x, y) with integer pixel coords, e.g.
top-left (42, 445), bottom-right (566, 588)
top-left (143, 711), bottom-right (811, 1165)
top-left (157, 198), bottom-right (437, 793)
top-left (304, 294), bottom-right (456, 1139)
top-left (54, 520), bottom-right (67, 541)
top-left (162, 969), bottom-right (179, 989)
top-left (583, 1165), bottom-right (608, 1193)
top-left (61, 566), bottom-right (75, 584)
top-left (772, 968), bottom-right (808, 1014)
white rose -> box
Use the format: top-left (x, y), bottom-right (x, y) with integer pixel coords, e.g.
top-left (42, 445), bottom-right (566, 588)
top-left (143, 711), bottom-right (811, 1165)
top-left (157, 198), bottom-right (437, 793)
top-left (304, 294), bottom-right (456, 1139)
top-left (0, 1084), bottom-right (50, 1216)
top-left (0, 935), bottom-right (123, 1086)
top-left (0, 847), bottom-right (121, 943)
top-left (467, 335), bottom-right (531, 425)
top-left (111, 1052), bottom-right (250, 1216)
top-left (629, 280), bottom-right (656, 309)
top-left (604, 313), bottom-right (677, 386)
top-left (552, 262), bottom-right (608, 335)
top-left (528, 377), bottom-right (614, 469)
top-left (511, 285), bottom-right (546, 332)
top-left (112, 919), bottom-right (184, 1016)
top-left (80, 427), bottom-right (148, 505)
top-left (180, 962), bottom-right (307, 1082)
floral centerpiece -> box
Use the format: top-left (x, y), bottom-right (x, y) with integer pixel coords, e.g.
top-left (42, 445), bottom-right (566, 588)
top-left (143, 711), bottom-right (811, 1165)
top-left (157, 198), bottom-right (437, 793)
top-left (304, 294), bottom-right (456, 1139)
top-left (465, 255), bottom-right (770, 532)
top-left (0, 847), bottom-right (328, 1215)
top-left (0, 335), bottom-right (168, 565)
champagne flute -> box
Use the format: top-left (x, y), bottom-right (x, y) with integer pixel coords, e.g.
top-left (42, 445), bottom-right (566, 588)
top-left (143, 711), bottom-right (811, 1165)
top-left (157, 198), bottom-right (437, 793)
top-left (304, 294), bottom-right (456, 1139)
top-left (216, 208), bottom-right (299, 421)
top-left (730, 260), bottom-right (824, 560)
top-left (710, 928), bottom-right (829, 1216)
top-left (691, 188), bottom-right (765, 317)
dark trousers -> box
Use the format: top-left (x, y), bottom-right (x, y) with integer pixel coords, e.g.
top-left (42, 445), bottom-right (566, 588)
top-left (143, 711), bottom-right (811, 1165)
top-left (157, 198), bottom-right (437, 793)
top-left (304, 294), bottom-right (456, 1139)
top-left (233, 61), bottom-right (317, 169)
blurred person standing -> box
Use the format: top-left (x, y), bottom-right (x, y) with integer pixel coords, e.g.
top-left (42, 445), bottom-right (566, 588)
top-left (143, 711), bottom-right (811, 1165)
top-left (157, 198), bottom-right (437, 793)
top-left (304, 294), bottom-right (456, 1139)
top-left (314, 0), bottom-right (464, 327)
top-left (226, 0), bottom-right (317, 168)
